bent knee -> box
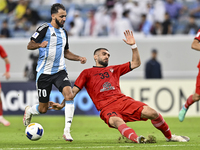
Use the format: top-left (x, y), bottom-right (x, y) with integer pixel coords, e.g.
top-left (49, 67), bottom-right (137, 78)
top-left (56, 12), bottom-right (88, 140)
top-left (109, 116), bottom-right (124, 128)
top-left (193, 94), bottom-right (200, 101)
top-left (64, 92), bottom-right (74, 100)
top-left (141, 106), bottom-right (159, 119)
top-left (151, 110), bottom-right (159, 119)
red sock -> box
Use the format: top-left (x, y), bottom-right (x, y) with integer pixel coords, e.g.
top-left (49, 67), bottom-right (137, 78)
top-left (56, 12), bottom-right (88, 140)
top-left (151, 114), bottom-right (171, 139)
top-left (118, 124), bottom-right (138, 143)
top-left (0, 101), bottom-right (3, 116)
top-left (184, 95), bottom-right (194, 109)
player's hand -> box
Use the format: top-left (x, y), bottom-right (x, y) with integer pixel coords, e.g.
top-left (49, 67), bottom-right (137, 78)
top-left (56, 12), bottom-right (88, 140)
top-left (123, 30), bottom-right (135, 46)
top-left (79, 57), bottom-right (87, 64)
top-left (3, 72), bottom-right (10, 80)
top-left (39, 41), bottom-right (48, 48)
top-left (48, 101), bottom-right (64, 110)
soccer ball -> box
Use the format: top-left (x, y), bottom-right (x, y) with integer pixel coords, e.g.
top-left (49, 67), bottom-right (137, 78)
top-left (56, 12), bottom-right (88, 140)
top-left (25, 123), bottom-right (44, 141)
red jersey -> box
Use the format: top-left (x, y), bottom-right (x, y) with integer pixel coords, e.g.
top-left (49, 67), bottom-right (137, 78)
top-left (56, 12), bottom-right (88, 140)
top-left (195, 29), bottom-right (200, 41)
top-left (194, 30), bottom-right (200, 68)
top-left (74, 62), bottom-right (132, 111)
top-left (0, 45), bottom-right (7, 58)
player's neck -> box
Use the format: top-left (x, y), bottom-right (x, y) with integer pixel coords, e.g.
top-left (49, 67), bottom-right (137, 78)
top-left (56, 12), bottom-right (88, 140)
top-left (51, 21), bottom-right (60, 29)
top-left (93, 66), bottom-right (106, 68)
top-left (95, 64), bottom-right (107, 68)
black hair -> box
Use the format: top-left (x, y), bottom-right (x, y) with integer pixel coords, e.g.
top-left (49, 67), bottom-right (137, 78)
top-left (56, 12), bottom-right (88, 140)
top-left (70, 21), bottom-right (75, 27)
top-left (122, 10), bottom-right (130, 17)
top-left (152, 49), bottom-right (157, 53)
top-left (94, 48), bottom-right (109, 55)
top-left (51, 3), bottom-right (65, 15)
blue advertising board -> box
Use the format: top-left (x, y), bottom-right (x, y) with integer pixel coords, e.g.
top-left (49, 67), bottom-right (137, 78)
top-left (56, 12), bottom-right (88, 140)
top-left (1, 82), bottom-right (99, 115)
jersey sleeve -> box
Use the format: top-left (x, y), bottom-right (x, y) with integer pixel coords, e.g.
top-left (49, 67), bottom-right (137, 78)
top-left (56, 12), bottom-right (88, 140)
top-left (74, 70), bottom-right (87, 90)
top-left (63, 28), bottom-right (69, 50)
top-left (0, 45), bottom-right (8, 58)
top-left (30, 23), bottom-right (49, 43)
top-left (195, 29), bottom-right (200, 41)
top-left (115, 62), bottom-right (132, 77)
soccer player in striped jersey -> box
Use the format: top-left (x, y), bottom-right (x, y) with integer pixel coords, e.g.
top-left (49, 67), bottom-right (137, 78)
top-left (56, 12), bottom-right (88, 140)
top-left (179, 29), bottom-right (200, 122)
top-left (0, 45), bottom-right (10, 126)
top-left (23, 3), bottom-right (87, 141)
top-left (49, 30), bottom-right (190, 143)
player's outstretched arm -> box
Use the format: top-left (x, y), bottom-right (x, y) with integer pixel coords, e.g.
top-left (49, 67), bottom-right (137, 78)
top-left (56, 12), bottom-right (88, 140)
top-left (191, 39), bottom-right (200, 51)
top-left (27, 40), bottom-right (48, 50)
top-left (48, 86), bottom-right (80, 110)
top-left (64, 49), bottom-right (87, 64)
top-left (123, 30), bottom-right (141, 70)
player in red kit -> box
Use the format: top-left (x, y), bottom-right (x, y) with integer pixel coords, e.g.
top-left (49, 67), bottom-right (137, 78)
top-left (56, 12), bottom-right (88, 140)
top-left (50, 30), bottom-right (189, 143)
top-left (179, 29), bottom-right (200, 122)
top-left (0, 45), bottom-right (10, 126)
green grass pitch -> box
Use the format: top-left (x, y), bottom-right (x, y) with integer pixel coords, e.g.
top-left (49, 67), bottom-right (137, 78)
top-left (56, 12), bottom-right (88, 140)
top-left (0, 115), bottom-right (200, 150)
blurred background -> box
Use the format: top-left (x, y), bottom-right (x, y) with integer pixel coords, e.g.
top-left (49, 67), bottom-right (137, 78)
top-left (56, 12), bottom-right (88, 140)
top-left (0, 0), bottom-right (200, 117)
top-left (1, 0), bottom-right (200, 38)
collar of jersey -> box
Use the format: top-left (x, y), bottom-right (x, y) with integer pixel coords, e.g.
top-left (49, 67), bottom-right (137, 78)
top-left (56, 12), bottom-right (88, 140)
top-left (93, 66), bottom-right (106, 68)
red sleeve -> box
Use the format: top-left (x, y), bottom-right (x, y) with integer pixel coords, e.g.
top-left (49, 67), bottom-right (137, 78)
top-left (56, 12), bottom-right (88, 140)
top-left (115, 62), bottom-right (132, 77)
top-left (195, 29), bottom-right (200, 41)
top-left (0, 45), bottom-right (8, 58)
top-left (74, 70), bottom-right (88, 90)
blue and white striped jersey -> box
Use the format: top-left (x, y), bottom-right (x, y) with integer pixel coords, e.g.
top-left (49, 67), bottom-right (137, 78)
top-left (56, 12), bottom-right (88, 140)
top-left (31, 23), bottom-right (69, 81)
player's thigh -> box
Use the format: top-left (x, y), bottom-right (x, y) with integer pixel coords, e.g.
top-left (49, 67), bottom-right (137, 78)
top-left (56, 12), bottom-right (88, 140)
top-left (100, 109), bottom-right (123, 128)
top-left (141, 105), bottom-right (159, 120)
top-left (53, 70), bottom-right (72, 99)
top-left (37, 74), bottom-right (52, 103)
top-left (195, 68), bottom-right (200, 98)
top-left (53, 70), bottom-right (72, 92)
top-left (120, 98), bottom-right (148, 122)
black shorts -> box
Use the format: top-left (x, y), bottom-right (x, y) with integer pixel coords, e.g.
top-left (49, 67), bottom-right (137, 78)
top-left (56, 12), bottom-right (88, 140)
top-left (36, 70), bottom-right (71, 103)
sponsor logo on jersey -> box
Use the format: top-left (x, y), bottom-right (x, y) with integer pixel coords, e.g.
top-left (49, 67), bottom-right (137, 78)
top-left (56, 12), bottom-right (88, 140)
top-left (100, 82), bottom-right (115, 92)
top-left (32, 32), bottom-right (39, 39)
top-left (51, 33), bottom-right (56, 36)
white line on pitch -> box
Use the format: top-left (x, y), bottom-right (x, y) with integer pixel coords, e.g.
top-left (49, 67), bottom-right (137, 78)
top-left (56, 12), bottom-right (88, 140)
top-left (1, 144), bottom-right (200, 150)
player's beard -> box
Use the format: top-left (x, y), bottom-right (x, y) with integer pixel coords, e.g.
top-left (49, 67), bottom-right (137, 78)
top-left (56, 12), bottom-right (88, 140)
top-left (55, 18), bottom-right (64, 27)
top-left (99, 60), bottom-right (108, 67)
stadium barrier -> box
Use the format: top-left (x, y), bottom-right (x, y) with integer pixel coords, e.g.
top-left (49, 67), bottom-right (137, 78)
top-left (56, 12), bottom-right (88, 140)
top-left (1, 79), bottom-right (200, 117)
top-left (0, 36), bottom-right (199, 81)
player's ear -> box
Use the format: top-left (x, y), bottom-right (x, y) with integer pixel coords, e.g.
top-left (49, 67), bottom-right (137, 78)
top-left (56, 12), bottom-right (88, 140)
top-left (94, 54), bottom-right (97, 61)
top-left (52, 14), bottom-right (55, 20)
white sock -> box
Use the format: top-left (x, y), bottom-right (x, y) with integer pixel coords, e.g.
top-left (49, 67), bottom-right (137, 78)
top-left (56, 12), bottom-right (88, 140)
top-left (29, 104), bottom-right (40, 115)
top-left (64, 101), bottom-right (74, 132)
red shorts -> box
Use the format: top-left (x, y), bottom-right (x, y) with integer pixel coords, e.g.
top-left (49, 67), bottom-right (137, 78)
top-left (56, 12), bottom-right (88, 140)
top-left (100, 95), bottom-right (147, 128)
top-left (196, 64), bottom-right (200, 94)
top-left (0, 82), bottom-right (1, 88)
